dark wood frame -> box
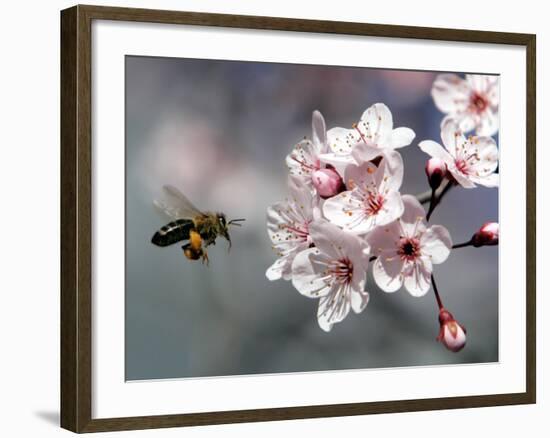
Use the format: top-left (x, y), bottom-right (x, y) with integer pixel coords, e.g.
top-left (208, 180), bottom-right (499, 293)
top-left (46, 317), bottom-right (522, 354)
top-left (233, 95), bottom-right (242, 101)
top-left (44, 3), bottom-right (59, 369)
top-left (61, 4), bottom-right (536, 433)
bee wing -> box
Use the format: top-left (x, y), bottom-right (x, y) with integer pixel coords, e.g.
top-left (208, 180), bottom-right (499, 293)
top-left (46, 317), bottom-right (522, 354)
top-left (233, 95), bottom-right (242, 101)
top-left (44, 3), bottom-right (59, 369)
top-left (153, 185), bottom-right (204, 220)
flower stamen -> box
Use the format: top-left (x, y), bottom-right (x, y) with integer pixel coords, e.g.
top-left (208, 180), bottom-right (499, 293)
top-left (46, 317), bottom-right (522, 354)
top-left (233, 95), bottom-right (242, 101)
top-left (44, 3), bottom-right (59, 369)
top-left (289, 154), bottom-right (319, 172)
top-left (327, 258), bottom-right (354, 285)
top-left (364, 192), bottom-right (385, 216)
top-left (397, 237), bottom-right (421, 262)
top-left (470, 92), bottom-right (488, 113)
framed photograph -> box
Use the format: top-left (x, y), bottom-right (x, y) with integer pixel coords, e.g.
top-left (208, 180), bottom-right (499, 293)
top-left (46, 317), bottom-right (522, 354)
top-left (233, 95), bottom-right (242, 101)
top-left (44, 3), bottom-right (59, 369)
top-left (60, 4), bottom-right (536, 433)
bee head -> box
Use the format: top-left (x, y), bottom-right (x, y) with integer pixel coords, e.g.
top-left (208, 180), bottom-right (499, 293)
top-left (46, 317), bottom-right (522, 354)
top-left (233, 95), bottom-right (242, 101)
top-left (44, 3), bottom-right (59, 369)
top-left (215, 213), bottom-right (231, 249)
top-left (216, 214), bottom-right (245, 251)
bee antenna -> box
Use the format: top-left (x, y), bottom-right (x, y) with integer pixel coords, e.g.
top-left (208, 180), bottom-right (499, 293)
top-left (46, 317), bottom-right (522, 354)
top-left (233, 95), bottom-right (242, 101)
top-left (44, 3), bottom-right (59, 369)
top-left (228, 218), bottom-right (245, 226)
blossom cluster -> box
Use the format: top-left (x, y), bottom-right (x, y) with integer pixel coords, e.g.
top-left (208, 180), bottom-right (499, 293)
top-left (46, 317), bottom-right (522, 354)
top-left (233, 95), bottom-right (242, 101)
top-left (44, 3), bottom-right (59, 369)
top-left (266, 74), bottom-right (500, 349)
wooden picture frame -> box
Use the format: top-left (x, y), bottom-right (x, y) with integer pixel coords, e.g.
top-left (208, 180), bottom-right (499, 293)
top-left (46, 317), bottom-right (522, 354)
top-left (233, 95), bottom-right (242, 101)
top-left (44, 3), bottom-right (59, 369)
top-left (61, 4), bottom-right (536, 433)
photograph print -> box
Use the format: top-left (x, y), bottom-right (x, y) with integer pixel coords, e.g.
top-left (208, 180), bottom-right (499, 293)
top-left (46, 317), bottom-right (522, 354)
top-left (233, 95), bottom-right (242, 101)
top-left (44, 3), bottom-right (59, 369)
top-left (125, 55), bottom-right (499, 381)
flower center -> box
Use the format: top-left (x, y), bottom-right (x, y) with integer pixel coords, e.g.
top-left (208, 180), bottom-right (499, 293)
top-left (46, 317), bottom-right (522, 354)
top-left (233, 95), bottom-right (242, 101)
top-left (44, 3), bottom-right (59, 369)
top-left (352, 122), bottom-right (380, 148)
top-left (289, 154), bottom-right (320, 173)
top-left (364, 193), bottom-right (385, 216)
top-left (398, 237), bottom-right (421, 262)
top-left (328, 257), bottom-right (353, 285)
top-left (454, 158), bottom-right (469, 175)
top-left (281, 222), bottom-right (309, 241)
top-left (470, 93), bottom-right (488, 113)
top-left (454, 150), bottom-right (480, 176)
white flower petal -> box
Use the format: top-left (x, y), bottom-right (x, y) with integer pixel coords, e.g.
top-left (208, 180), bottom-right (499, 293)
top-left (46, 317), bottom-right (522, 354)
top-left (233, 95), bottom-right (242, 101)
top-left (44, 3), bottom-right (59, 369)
top-left (312, 110), bottom-right (327, 150)
top-left (288, 174), bottom-right (317, 215)
top-left (418, 140), bottom-right (453, 164)
top-left (322, 191), bottom-right (365, 231)
top-left (266, 255), bottom-right (292, 281)
top-left (349, 243), bottom-right (370, 291)
top-left (431, 74), bottom-right (470, 113)
top-left (469, 173), bottom-right (499, 188)
top-left (476, 107), bottom-right (499, 137)
top-left (317, 284), bottom-right (350, 332)
top-left (351, 143), bottom-right (384, 165)
top-left (372, 257), bottom-right (404, 293)
top-left (308, 220), bottom-right (362, 259)
top-left (266, 203), bottom-right (299, 249)
top-left (469, 136), bottom-right (499, 175)
top-left (440, 117), bottom-right (465, 157)
top-left (310, 221), bottom-right (369, 269)
top-left (466, 74), bottom-right (497, 94)
top-left (360, 103), bottom-right (394, 141)
top-left (317, 308), bottom-right (334, 332)
top-left (456, 114), bottom-right (476, 134)
top-left (285, 139), bottom-right (318, 179)
top-left (448, 168), bottom-right (476, 188)
top-left (350, 289), bottom-right (370, 314)
top-left (388, 127), bottom-right (416, 149)
top-left (366, 221), bottom-right (402, 256)
top-left (421, 225), bottom-right (452, 264)
top-left (318, 152), bottom-right (355, 177)
top-left (344, 161), bottom-right (377, 189)
top-left (403, 257), bottom-right (432, 297)
top-left (482, 173), bottom-right (499, 188)
top-left (485, 78), bottom-right (500, 107)
top-left (291, 248), bottom-right (332, 298)
top-left (267, 178), bottom-right (317, 252)
top-left (400, 194), bottom-right (426, 225)
top-left (375, 191), bottom-right (404, 228)
top-left (326, 127), bottom-right (358, 155)
top-left (377, 152), bottom-right (404, 192)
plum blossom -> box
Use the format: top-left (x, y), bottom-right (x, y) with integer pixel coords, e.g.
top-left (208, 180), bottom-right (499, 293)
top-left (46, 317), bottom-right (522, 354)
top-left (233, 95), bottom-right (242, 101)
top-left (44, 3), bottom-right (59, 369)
top-left (266, 87), bottom-right (498, 344)
top-left (472, 222), bottom-right (499, 247)
top-left (367, 195), bottom-right (452, 297)
top-left (312, 167), bottom-right (344, 198)
top-left (419, 118), bottom-right (499, 189)
top-left (432, 73), bottom-right (499, 137)
top-left (286, 110), bottom-right (330, 192)
top-left (323, 156), bottom-right (404, 235)
top-left (291, 220), bottom-right (370, 332)
top-left (425, 157), bottom-right (447, 190)
top-left (266, 175), bottom-right (321, 281)
top-left (437, 309), bottom-right (467, 352)
top-left (319, 103), bottom-right (416, 174)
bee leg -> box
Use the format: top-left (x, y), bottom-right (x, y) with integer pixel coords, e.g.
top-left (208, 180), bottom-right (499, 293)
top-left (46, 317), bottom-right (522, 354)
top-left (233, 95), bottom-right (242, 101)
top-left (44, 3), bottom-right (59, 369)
top-left (182, 243), bottom-right (202, 261)
top-left (189, 229), bottom-right (209, 265)
top-left (201, 249), bottom-right (209, 266)
top-left (189, 230), bottom-right (203, 251)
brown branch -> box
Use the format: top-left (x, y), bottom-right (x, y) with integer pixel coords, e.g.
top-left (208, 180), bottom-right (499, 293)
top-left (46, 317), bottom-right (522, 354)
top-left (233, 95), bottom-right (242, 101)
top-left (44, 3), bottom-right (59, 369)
top-left (416, 180), bottom-right (451, 205)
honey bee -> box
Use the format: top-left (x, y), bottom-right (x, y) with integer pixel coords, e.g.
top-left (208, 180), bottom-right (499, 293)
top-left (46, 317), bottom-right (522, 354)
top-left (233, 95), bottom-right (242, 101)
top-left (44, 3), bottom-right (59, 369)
top-left (151, 185), bottom-right (245, 264)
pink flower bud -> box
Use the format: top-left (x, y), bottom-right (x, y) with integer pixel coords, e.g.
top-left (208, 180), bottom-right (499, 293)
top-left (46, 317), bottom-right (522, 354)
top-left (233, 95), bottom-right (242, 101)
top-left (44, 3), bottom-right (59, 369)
top-left (437, 309), bottom-right (467, 352)
top-left (312, 167), bottom-right (344, 198)
top-left (472, 222), bottom-right (499, 247)
top-left (425, 158), bottom-right (447, 190)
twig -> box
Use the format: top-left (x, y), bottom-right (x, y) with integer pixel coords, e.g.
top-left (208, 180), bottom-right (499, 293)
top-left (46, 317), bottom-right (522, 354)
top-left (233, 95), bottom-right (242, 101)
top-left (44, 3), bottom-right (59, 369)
top-left (426, 180), bottom-right (454, 221)
top-left (426, 189), bottom-right (437, 221)
top-left (452, 240), bottom-right (474, 249)
top-left (431, 274), bottom-right (444, 311)
top-left (416, 181), bottom-right (449, 205)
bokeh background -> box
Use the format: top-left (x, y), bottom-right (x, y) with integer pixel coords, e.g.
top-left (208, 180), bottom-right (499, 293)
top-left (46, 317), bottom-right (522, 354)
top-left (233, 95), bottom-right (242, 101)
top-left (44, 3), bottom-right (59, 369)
top-left (125, 55), bottom-right (499, 381)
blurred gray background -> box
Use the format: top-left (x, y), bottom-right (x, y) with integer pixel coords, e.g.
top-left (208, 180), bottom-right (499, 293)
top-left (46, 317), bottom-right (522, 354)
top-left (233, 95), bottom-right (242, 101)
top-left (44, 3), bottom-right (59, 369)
top-left (125, 56), bottom-right (498, 381)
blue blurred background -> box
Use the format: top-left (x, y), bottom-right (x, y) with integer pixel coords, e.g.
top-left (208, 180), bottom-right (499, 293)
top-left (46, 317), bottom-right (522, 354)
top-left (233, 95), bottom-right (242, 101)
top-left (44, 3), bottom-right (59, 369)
top-left (125, 56), bottom-right (498, 380)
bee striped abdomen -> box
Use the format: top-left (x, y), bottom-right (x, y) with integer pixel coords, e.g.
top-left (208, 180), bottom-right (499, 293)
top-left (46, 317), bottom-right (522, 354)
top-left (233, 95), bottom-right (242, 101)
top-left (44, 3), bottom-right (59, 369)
top-left (151, 219), bottom-right (194, 247)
